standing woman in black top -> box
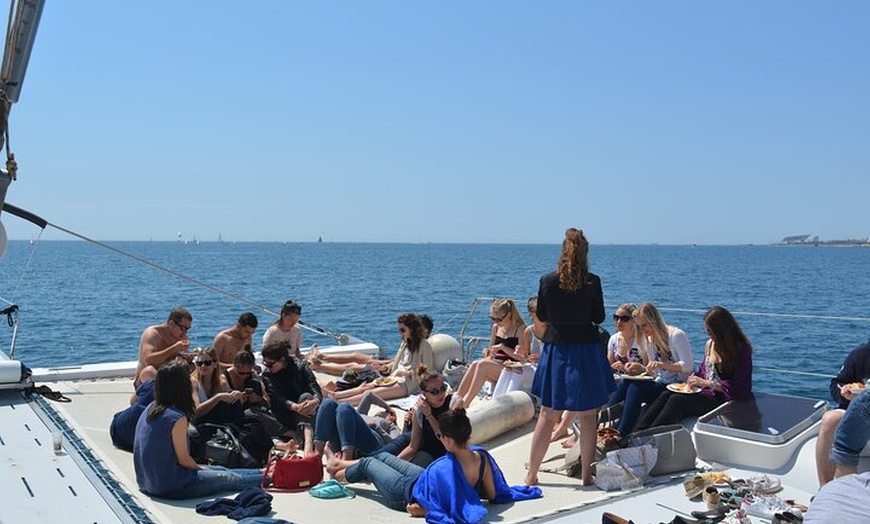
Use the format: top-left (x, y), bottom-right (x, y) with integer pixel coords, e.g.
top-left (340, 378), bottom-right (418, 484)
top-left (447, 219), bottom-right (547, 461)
top-left (525, 228), bottom-right (615, 486)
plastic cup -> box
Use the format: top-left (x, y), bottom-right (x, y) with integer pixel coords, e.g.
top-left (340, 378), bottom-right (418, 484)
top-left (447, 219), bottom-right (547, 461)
top-left (51, 431), bottom-right (62, 453)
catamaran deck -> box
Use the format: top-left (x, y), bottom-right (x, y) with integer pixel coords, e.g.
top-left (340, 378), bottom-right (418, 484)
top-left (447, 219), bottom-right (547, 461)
top-left (6, 376), bottom-right (825, 524)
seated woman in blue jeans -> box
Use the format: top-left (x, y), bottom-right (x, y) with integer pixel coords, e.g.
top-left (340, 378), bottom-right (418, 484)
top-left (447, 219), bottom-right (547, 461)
top-left (133, 359), bottom-right (263, 499)
top-left (326, 408), bottom-right (541, 520)
top-left (606, 303), bottom-right (693, 436)
top-left (314, 391), bottom-right (401, 460)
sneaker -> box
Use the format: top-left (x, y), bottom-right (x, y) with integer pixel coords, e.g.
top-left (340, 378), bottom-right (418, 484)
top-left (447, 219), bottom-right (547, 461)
top-left (747, 474), bottom-right (782, 494)
top-left (742, 494), bottom-right (790, 519)
top-left (721, 509), bottom-right (751, 524)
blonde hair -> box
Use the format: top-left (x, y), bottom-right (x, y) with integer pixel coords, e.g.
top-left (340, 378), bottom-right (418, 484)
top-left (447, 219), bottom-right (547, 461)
top-left (633, 303), bottom-right (672, 362)
top-left (190, 347), bottom-right (225, 398)
top-left (557, 228), bottom-right (590, 291)
top-left (615, 303), bottom-right (637, 356)
top-left (491, 299), bottom-right (526, 331)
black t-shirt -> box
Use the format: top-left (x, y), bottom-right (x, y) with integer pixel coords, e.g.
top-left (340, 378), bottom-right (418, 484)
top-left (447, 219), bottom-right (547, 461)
top-left (830, 340), bottom-right (870, 409)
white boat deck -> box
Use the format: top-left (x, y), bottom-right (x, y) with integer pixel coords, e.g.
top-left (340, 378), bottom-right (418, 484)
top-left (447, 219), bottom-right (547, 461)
top-left (6, 376), bottom-right (829, 524)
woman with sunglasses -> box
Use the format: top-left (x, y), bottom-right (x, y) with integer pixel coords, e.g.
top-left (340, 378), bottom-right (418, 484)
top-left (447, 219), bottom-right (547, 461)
top-left (635, 306), bottom-right (752, 431)
top-left (608, 303), bottom-right (645, 374)
top-left (605, 302), bottom-right (693, 436)
top-left (190, 347), bottom-right (244, 426)
top-left (455, 299), bottom-right (527, 407)
top-left (397, 364), bottom-right (463, 467)
top-left (328, 314), bottom-right (435, 405)
top-left (326, 408), bottom-right (541, 519)
top-left (133, 359), bottom-right (264, 499)
top-left (526, 228), bottom-right (614, 487)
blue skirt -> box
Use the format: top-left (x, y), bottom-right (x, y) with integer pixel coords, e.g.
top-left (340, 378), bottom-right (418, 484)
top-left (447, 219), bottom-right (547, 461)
top-left (531, 341), bottom-right (616, 411)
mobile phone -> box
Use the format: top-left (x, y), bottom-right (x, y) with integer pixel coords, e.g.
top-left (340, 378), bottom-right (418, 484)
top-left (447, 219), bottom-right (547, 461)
top-left (244, 388), bottom-right (254, 395)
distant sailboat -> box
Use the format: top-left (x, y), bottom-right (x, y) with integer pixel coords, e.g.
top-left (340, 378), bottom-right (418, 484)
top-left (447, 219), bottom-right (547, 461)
top-left (318, 236), bottom-right (323, 243)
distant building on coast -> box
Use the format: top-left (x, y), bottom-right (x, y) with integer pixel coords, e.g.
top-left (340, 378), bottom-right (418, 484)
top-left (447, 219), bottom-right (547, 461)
top-left (777, 235), bottom-right (869, 247)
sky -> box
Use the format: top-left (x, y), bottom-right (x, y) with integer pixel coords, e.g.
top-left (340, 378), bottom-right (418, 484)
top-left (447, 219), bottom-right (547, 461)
top-left (1, 1), bottom-right (868, 245)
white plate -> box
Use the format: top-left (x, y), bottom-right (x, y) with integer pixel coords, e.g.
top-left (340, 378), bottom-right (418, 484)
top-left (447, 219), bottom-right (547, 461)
top-left (622, 373), bottom-right (656, 381)
top-left (667, 383), bottom-right (700, 394)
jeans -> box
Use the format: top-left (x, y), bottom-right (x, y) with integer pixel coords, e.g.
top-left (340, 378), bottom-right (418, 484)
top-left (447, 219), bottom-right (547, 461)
top-left (345, 452), bottom-right (424, 511)
top-left (314, 399), bottom-right (382, 455)
top-left (161, 466), bottom-right (264, 499)
top-left (831, 389), bottom-right (870, 467)
top-left (607, 379), bottom-right (667, 434)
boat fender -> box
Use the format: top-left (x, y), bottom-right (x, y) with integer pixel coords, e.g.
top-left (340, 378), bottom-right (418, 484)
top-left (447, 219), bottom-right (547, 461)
top-left (0, 359), bottom-right (29, 384)
top-left (468, 390), bottom-right (534, 444)
top-left (428, 333), bottom-right (462, 374)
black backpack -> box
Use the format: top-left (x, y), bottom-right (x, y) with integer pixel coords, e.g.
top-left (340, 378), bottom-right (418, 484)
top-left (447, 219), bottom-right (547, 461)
top-left (232, 416), bottom-right (273, 467)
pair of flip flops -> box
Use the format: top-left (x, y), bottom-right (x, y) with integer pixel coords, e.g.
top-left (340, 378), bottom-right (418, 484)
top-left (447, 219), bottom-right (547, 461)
top-left (308, 479), bottom-right (355, 499)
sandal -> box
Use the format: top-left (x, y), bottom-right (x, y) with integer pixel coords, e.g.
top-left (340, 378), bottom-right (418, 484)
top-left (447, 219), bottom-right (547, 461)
top-left (684, 475), bottom-right (713, 499)
top-left (29, 385), bottom-right (72, 403)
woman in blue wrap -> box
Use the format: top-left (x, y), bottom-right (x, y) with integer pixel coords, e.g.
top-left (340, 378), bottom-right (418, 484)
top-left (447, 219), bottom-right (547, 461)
top-left (326, 408), bottom-right (541, 523)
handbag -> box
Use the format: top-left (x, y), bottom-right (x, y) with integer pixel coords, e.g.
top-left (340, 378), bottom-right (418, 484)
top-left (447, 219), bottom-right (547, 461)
top-left (627, 424), bottom-right (696, 476)
top-left (595, 444), bottom-right (658, 491)
top-left (201, 423), bottom-right (257, 469)
top-left (262, 453), bottom-right (324, 492)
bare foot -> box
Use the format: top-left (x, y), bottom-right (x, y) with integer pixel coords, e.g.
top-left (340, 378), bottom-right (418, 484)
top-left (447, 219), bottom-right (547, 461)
top-left (560, 435), bottom-right (577, 449)
top-left (550, 427), bottom-right (569, 442)
top-left (581, 475), bottom-right (596, 486)
top-left (524, 473), bottom-right (539, 486)
top-left (406, 502), bottom-right (427, 517)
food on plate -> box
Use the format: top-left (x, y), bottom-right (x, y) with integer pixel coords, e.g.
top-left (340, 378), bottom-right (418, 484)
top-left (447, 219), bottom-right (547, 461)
top-left (668, 383), bottom-right (698, 393)
top-left (373, 377), bottom-right (398, 387)
top-left (847, 382), bottom-right (866, 393)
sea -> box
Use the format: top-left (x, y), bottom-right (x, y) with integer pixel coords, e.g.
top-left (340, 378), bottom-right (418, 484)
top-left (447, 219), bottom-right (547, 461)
top-left (1, 240), bottom-right (869, 401)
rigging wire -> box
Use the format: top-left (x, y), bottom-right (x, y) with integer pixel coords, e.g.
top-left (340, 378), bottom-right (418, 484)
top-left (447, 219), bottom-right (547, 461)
top-left (45, 221), bottom-right (348, 342)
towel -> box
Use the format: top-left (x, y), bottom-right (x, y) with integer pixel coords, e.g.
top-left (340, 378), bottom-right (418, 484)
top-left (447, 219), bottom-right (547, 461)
top-left (412, 446), bottom-right (542, 524)
top-left (195, 487), bottom-right (273, 520)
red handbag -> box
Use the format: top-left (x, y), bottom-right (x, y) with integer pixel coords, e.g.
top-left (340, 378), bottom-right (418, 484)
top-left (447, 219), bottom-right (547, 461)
top-left (262, 453), bottom-right (324, 492)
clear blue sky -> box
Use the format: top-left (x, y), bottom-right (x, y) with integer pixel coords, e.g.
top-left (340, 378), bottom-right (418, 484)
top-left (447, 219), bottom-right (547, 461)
top-left (2, 1), bottom-right (868, 244)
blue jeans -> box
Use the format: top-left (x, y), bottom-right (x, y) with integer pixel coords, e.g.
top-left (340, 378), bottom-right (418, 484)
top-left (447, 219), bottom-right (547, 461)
top-left (607, 379), bottom-right (667, 435)
top-left (161, 466), bottom-right (263, 499)
top-left (314, 399), bottom-right (382, 456)
top-left (345, 452), bottom-right (424, 511)
top-left (831, 389), bottom-right (870, 467)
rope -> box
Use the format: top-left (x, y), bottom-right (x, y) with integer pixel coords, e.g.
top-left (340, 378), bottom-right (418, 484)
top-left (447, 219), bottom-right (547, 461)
top-left (657, 306), bottom-right (870, 323)
top-left (0, 0), bottom-right (22, 180)
top-left (45, 221), bottom-right (347, 341)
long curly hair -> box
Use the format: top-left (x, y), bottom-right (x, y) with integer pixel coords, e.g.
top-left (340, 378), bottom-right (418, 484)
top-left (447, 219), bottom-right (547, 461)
top-left (557, 228), bottom-right (590, 291)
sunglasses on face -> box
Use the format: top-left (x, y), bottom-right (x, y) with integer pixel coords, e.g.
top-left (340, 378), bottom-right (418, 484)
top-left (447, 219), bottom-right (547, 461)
top-left (195, 360), bottom-right (214, 367)
top-left (613, 314), bottom-right (632, 323)
top-left (175, 321), bottom-right (191, 333)
top-left (424, 383), bottom-right (448, 396)
top-left (262, 359), bottom-right (276, 368)
top-left (490, 313), bottom-right (508, 323)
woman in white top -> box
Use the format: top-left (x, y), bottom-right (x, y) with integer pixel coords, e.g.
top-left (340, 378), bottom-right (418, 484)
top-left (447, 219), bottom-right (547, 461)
top-left (261, 300), bottom-right (303, 361)
top-left (607, 303), bottom-right (646, 374)
top-left (605, 302), bottom-right (692, 436)
top-left (328, 313), bottom-right (435, 405)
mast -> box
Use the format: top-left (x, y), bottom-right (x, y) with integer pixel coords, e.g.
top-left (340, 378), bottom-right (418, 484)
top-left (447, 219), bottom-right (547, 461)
top-left (0, 0), bottom-right (46, 218)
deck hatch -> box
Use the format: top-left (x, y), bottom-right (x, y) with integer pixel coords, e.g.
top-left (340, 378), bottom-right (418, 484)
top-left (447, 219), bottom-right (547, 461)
top-left (696, 392), bottom-right (826, 444)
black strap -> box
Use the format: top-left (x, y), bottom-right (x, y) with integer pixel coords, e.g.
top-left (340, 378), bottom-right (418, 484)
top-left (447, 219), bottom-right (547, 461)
top-left (28, 384), bottom-right (72, 403)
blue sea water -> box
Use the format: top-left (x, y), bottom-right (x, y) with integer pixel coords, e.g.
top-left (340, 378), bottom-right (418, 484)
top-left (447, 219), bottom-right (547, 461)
top-left (1, 240), bottom-right (869, 400)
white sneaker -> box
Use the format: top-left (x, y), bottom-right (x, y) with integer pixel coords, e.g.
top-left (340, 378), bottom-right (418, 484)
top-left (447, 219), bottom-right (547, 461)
top-left (742, 494), bottom-right (790, 519)
top-left (721, 509), bottom-right (751, 524)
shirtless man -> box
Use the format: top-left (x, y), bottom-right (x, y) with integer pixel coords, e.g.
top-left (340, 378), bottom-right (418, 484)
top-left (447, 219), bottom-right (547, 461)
top-left (134, 307), bottom-right (193, 387)
top-left (213, 312), bottom-right (258, 370)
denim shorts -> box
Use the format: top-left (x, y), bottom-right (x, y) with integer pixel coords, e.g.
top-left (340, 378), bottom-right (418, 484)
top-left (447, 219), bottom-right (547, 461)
top-left (831, 389), bottom-right (870, 467)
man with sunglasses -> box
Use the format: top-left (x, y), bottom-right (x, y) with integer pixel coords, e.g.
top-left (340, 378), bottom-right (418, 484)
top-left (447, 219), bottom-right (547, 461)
top-left (134, 307), bottom-right (193, 388)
